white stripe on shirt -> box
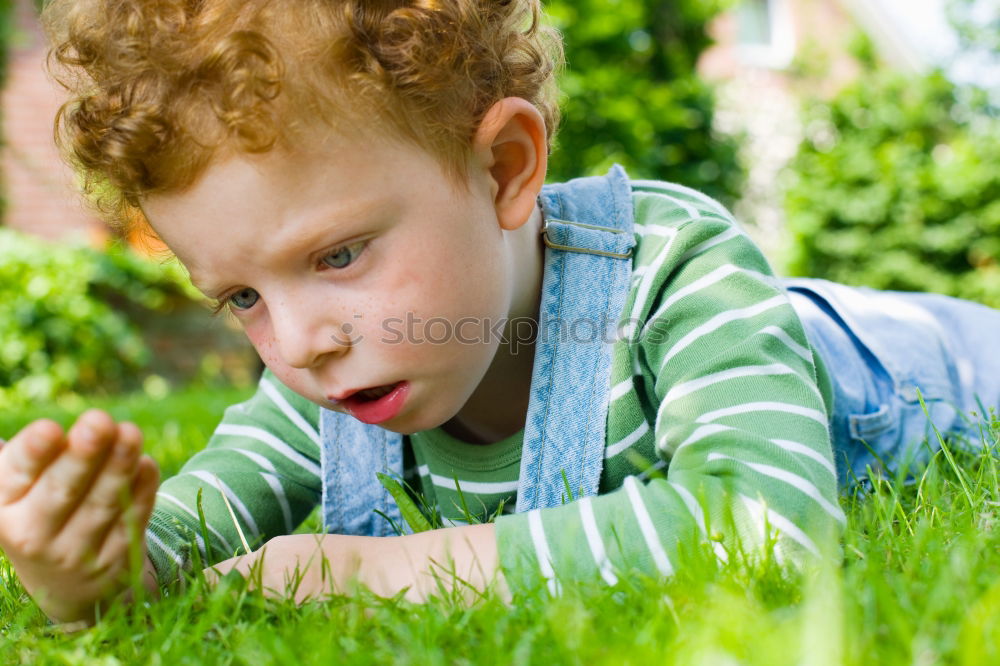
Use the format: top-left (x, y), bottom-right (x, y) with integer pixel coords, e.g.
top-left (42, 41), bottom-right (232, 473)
top-left (605, 420), bottom-right (651, 459)
top-left (630, 230), bottom-right (679, 326)
top-left (528, 509), bottom-right (561, 596)
top-left (231, 448), bottom-right (279, 473)
top-left (658, 295), bottom-right (788, 371)
top-left (634, 224), bottom-right (678, 237)
top-left (632, 180), bottom-right (733, 219)
top-left (609, 378), bottom-right (634, 404)
top-left (644, 191), bottom-right (699, 220)
top-left (188, 471), bottom-right (263, 540)
top-left (660, 364), bottom-right (799, 410)
top-left (215, 424), bottom-right (321, 478)
top-left (156, 491), bottom-right (232, 555)
top-left (623, 476), bottom-right (674, 575)
top-left (677, 226), bottom-right (744, 265)
top-left (260, 472), bottom-right (294, 533)
top-left (146, 529), bottom-right (185, 567)
top-left (757, 325), bottom-right (814, 362)
top-left (668, 480), bottom-right (729, 563)
top-left (260, 378), bottom-right (321, 445)
top-left (641, 264), bottom-right (774, 338)
top-left (695, 401), bottom-right (827, 426)
top-left (772, 439), bottom-right (837, 477)
top-left (417, 465), bottom-right (519, 495)
top-left (709, 454), bottom-right (845, 524)
top-left (578, 496), bottom-right (618, 585)
top-left (663, 423), bottom-right (734, 457)
top-left (739, 494), bottom-right (820, 556)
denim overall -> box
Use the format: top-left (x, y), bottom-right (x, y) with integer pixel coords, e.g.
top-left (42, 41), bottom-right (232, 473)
top-left (318, 167), bottom-right (1000, 537)
top-left (785, 279), bottom-right (1000, 482)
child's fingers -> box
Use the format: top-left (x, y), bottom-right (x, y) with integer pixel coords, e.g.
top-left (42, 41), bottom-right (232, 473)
top-left (130, 455), bottom-right (160, 526)
top-left (0, 420), bottom-right (66, 505)
top-left (117, 422), bottom-right (143, 452)
top-left (94, 457), bottom-right (160, 572)
top-left (65, 410), bottom-right (119, 458)
top-left (25, 410), bottom-right (118, 530)
top-left (53, 423), bottom-right (146, 555)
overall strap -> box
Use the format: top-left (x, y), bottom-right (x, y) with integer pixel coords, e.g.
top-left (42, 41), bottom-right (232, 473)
top-left (319, 409), bottom-right (404, 536)
top-left (515, 164), bottom-right (636, 512)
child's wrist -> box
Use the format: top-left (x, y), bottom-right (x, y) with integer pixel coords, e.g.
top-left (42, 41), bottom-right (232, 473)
top-left (35, 552), bottom-right (159, 628)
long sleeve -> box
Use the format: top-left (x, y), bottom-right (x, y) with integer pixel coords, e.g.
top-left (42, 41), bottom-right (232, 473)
top-left (145, 369), bottom-right (323, 583)
top-left (495, 185), bottom-right (842, 593)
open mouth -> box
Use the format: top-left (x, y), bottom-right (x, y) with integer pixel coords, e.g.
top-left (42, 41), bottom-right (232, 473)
top-left (354, 382), bottom-right (400, 401)
top-left (340, 380), bottom-right (410, 425)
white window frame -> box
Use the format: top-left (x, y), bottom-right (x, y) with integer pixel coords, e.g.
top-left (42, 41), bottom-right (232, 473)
top-left (735, 0), bottom-right (796, 69)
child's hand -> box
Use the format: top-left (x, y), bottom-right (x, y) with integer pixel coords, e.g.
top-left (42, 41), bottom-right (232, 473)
top-left (0, 410), bottom-right (160, 623)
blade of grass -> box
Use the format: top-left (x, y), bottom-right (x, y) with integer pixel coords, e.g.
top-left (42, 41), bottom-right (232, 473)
top-left (918, 391), bottom-right (974, 508)
top-left (377, 472), bottom-right (433, 533)
top-left (213, 478), bottom-right (252, 555)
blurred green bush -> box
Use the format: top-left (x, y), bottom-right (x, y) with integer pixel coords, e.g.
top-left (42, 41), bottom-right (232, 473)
top-left (0, 229), bottom-right (202, 407)
top-left (546, 0), bottom-right (744, 206)
top-left (783, 70), bottom-right (1000, 306)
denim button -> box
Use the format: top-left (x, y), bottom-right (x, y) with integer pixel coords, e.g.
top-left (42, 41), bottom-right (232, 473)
top-left (899, 384), bottom-right (920, 403)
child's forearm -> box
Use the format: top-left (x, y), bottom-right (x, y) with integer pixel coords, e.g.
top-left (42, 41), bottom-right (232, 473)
top-left (353, 523), bottom-right (507, 602)
top-left (208, 524), bottom-right (509, 604)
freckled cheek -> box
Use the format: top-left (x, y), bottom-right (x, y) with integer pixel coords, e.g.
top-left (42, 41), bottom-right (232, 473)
top-left (391, 262), bottom-right (501, 321)
top-left (243, 320), bottom-right (279, 365)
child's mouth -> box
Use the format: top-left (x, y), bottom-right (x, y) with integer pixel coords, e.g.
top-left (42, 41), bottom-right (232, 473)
top-left (340, 381), bottom-right (409, 425)
top-left (355, 384), bottom-right (398, 401)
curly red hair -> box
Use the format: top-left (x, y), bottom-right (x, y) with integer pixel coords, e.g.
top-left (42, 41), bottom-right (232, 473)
top-left (42, 0), bottom-right (562, 230)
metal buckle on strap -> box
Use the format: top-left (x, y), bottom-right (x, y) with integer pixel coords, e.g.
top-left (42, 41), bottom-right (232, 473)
top-left (540, 219), bottom-right (634, 260)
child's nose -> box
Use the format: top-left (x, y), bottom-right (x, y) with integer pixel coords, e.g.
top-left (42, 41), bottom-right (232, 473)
top-left (270, 299), bottom-right (351, 370)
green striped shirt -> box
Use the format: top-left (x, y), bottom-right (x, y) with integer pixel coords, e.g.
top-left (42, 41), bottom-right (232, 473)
top-left (145, 181), bottom-right (841, 591)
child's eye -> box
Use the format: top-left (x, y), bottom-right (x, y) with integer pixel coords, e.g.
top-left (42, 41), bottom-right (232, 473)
top-left (227, 287), bottom-right (260, 311)
top-left (321, 241), bottom-right (365, 270)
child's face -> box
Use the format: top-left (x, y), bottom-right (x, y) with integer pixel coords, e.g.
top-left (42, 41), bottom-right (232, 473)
top-left (144, 131), bottom-right (530, 434)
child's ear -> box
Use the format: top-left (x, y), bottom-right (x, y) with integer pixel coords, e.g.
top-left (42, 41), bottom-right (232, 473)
top-left (472, 97), bottom-right (548, 231)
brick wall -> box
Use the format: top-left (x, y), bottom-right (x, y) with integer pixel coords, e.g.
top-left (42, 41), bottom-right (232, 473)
top-left (696, 0), bottom-right (867, 262)
top-left (0, 0), bottom-right (260, 388)
top-left (1, 0), bottom-right (107, 244)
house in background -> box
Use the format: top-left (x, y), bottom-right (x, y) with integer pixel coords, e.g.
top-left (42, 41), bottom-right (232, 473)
top-left (1, 0), bottom-right (107, 244)
top-left (0, 0), bottom-right (960, 251)
top-left (697, 0), bottom-right (955, 262)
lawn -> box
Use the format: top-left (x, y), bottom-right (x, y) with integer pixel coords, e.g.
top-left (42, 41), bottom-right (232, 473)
top-left (1, 387), bottom-right (998, 665)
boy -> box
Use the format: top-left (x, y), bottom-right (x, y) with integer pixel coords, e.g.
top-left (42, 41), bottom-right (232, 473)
top-left (2, 0), bottom-right (999, 625)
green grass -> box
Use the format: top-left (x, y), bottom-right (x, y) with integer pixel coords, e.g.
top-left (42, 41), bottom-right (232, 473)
top-left (0, 385), bottom-right (255, 480)
top-left (1, 388), bottom-right (999, 664)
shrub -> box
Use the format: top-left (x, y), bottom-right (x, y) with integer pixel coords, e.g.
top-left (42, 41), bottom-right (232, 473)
top-left (783, 70), bottom-right (1000, 306)
top-left (0, 229), bottom-right (201, 407)
top-left (545, 0), bottom-right (744, 206)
